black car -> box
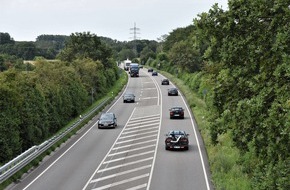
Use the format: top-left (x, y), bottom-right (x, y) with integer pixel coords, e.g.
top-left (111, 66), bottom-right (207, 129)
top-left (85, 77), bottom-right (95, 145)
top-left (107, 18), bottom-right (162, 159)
top-left (148, 68), bottom-right (153, 72)
top-left (165, 130), bottom-right (189, 150)
top-left (169, 107), bottom-right (184, 119)
top-left (152, 71), bottom-right (158, 76)
top-left (161, 79), bottom-right (169, 85)
top-left (123, 93), bottom-right (135, 103)
top-left (98, 112), bottom-right (117, 129)
top-left (168, 88), bottom-right (178, 96)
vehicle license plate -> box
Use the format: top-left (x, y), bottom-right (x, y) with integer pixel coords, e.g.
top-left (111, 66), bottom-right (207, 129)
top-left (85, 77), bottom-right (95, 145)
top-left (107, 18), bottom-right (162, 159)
top-left (174, 146), bottom-right (180, 149)
top-left (174, 114), bottom-right (179, 116)
top-left (104, 123), bottom-right (108, 127)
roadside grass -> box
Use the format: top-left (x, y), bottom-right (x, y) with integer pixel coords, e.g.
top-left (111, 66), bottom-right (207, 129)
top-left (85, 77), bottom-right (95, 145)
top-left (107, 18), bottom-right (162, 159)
top-left (159, 70), bottom-right (251, 190)
top-left (0, 69), bottom-right (128, 190)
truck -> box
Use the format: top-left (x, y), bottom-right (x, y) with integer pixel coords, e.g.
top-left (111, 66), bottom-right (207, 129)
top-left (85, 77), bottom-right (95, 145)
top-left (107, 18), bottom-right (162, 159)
top-left (129, 63), bottom-right (139, 77)
top-left (123, 59), bottom-right (132, 71)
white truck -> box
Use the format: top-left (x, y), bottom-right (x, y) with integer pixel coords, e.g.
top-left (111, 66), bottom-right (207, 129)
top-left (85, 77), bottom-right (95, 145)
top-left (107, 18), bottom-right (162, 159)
top-left (123, 59), bottom-right (132, 71)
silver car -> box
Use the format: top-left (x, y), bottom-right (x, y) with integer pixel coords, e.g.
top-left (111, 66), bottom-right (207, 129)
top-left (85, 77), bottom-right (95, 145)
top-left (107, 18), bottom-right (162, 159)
top-left (123, 93), bottom-right (135, 103)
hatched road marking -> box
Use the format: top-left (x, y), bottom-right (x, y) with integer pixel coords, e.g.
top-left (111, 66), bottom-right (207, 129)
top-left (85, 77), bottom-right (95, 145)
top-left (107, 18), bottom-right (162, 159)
top-left (83, 106), bottom-right (161, 190)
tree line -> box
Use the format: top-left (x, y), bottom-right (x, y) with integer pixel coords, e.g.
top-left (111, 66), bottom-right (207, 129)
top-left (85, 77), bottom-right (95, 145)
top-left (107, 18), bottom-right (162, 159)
top-left (0, 32), bottom-right (119, 164)
top-left (148, 0), bottom-right (289, 189)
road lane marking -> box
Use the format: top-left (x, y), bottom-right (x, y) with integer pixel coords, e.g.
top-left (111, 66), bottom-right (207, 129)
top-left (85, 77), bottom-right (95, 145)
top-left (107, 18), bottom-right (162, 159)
top-left (122, 126), bottom-right (159, 135)
top-left (92, 174), bottom-right (150, 190)
top-left (97, 158), bottom-right (153, 173)
top-left (130, 114), bottom-right (160, 121)
top-left (112, 140), bottom-right (156, 150)
top-left (127, 184), bottom-right (147, 190)
top-left (140, 96), bottom-right (158, 100)
top-left (115, 134), bottom-right (157, 144)
top-left (103, 151), bottom-right (154, 164)
top-left (82, 108), bottom-right (138, 190)
top-left (125, 123), bottom-right (159, 130)
top-left (126, 119), bottom-right (160, 126)
top-left (119, 131), bottom-right (158, 139)
top-left (107, 145), bottom-right (156, 157)
top-left (90, 165), bottom-right (151, 183)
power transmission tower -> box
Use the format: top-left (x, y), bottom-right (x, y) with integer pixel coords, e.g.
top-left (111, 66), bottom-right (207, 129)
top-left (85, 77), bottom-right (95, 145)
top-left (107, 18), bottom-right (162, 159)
top-left (130, 22), bottom-right (140, 55)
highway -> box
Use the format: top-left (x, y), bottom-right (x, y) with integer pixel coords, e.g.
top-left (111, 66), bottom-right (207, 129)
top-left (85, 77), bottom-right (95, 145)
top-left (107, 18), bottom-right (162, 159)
top-left (8, 68), bottom-right (212, 190)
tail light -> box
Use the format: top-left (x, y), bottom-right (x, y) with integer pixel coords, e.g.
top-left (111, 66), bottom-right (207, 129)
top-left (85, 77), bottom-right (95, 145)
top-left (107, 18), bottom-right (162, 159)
top-left (180, 138), bottom-right (188, 142)
top-left (170, 112), bottom-right (174, 115)
top-left (166, 138), bottom-right (172, 143)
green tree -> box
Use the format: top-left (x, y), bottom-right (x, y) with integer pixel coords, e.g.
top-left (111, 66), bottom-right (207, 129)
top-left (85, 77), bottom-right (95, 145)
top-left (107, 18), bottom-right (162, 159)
top-left (57, 32), bottom-right (112, 63)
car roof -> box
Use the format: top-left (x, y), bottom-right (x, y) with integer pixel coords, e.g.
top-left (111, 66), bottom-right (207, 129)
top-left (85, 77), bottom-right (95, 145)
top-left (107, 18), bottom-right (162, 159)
top-left (101, 112), bottom-right (115, 117)
top-left (168, 130), bottom-right (186, 135)
top-left (171, 106), bottom-right (183, 109)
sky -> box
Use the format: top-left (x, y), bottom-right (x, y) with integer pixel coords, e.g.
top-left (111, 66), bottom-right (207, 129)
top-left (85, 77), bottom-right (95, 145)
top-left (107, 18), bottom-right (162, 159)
top-left (0, 0), bottom-right (228, 42)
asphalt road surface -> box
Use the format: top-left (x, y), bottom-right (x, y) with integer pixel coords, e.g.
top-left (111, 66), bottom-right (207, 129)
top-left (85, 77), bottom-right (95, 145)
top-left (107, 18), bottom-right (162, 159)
top-left (8, 68), bottom-right (212, 190)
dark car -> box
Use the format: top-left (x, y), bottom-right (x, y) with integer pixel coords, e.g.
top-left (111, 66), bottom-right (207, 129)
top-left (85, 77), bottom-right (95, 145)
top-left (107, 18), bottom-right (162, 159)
top-left (123, 93), bottom-right (135, 103)
top-left (165, 130), bottom-right (189, 150)
top-left (148, 68), bottom-right (153, 72)
top-left (152, 71), bottom-right (158, 76)
top-left (169, 107), bottom-right (184, 119)
top-left (161, 79), bottom-right (169, 85)
top-left (168, 88), bottom-right (178, 96)
top-left (98, 112), bottom-right (117, 129)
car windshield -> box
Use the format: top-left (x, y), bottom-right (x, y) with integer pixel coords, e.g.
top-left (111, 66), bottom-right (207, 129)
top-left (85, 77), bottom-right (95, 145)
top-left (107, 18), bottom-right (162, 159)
top-left (124, 94), bottom-right (133, 97)
top-left (172, 107), bottom-right (182, 111)
top-left (170, 131), bottom-right (185, 135)
top-left (100, 114), bottom-right (113, 120)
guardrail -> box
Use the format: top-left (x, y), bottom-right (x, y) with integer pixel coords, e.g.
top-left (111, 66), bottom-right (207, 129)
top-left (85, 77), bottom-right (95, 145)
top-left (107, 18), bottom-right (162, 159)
top-left (0, 97), bottom-right (110, 184)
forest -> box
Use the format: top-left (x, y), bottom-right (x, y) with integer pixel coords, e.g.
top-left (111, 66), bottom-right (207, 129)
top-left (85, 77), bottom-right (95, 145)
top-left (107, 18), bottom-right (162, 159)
top-left (0, 0), bottom-right (289, 189)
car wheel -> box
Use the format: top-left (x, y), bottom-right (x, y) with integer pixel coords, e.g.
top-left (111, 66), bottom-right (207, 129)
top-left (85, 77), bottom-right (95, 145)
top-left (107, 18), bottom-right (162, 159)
top-left (185, 146), bottom-right (189, 150)
top-left (165, 146), bottom-right (169, 150)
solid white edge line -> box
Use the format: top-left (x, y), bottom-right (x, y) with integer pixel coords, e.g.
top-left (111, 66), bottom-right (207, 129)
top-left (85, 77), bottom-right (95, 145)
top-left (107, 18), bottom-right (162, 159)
top-left (23, 70), bottom-right (133, 190)
top-left (23, 121), bottom-right (99, 190)
top-left (180, 91), bottom-right (211, 190)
